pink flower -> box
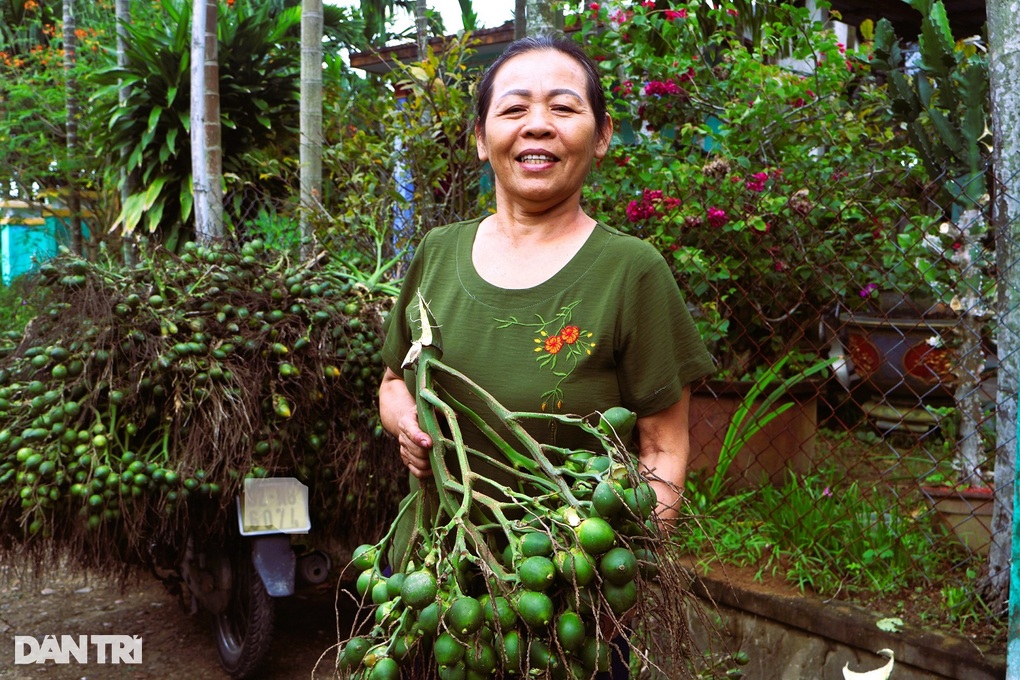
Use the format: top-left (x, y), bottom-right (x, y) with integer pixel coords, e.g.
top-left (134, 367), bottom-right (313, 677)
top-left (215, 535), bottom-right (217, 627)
top-left (707, 207), bottom-right (728, 228)
top-left (664, 8), bottom-right (688, 20)
top-left (745, 172), bottom-right (769, 192)
top-left (613, 79), bottom-right (634, 96)
top-left (642, 0), bottom-right (655, 7)
top-left (859, 283), bottom-right (879, 298)
top-left (727, 8), bottom-right (738, 16)
top-left (644, 79), bottom-right (685, 96)
top-left (626, 199), bottom-right (656, 222)
top-left (589, 2), bottom-right (599, 11)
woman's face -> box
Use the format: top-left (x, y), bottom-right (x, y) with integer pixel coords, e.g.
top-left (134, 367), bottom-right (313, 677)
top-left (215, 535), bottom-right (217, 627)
top-left (476, 49), bottom-right (611, 213)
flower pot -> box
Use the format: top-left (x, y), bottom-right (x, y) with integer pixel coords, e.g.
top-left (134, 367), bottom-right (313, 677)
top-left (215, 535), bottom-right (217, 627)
top-left (837, 311), bottom-right (961, 433)
top-left (921, 485), bottom-right (994, 555)
top-left (688, 379), bottom-right (819, 489)
top-left (842, 312), bottom-right (958, 400)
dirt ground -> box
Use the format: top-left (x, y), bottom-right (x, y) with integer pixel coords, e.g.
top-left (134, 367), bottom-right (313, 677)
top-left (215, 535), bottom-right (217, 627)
top-left (0, 561), bottom-right (355, 680)
top-left (1, 557), bottom-right (1005, 680)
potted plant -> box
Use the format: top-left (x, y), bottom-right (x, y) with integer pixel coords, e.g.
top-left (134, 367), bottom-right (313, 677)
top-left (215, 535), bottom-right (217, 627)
top-left (840, 0), bottom-right (995, 487)
top-left (915, 406), bottom-right (995, 554)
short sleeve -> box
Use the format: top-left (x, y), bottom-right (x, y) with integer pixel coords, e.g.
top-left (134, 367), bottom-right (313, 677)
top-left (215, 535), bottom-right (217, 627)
top-left (381, 233), bottom-right (430, 374)
top-left (614, 245), bottom-right (715, 416)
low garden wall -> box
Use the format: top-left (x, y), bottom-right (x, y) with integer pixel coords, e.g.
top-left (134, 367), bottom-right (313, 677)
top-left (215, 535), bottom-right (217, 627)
top-left (686, 568), bottom-right (1006, 680)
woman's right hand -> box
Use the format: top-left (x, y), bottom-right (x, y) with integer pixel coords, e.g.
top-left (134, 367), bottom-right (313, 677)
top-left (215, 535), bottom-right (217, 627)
top-left (379, 367), bottom-right (433, 479)
top-left (394, 408), bottom-right (433, 479)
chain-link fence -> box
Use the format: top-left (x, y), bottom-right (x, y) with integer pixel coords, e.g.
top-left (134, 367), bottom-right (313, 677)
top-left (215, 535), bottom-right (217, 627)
top-left (671, 160), bottom-right (1012, 650)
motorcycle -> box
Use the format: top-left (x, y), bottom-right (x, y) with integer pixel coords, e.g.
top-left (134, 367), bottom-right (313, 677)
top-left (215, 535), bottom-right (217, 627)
top-left (157, 477), bottom-right (331, 679)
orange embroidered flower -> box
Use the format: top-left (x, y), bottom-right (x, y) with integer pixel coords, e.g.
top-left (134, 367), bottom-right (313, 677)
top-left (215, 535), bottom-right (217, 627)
top-left (544, 335), bottom-right (564, 354)
top-left (560, 325), bottom-right (580, 344)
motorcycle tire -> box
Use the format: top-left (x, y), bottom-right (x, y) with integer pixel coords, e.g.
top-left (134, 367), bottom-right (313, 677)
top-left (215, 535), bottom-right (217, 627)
top-left (214, 541), bottom-right (276, 679)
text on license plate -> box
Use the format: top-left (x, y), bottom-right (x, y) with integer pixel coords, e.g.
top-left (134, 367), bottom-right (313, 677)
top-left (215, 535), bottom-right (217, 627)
top-left (237, 478), bottom-right (311, 536)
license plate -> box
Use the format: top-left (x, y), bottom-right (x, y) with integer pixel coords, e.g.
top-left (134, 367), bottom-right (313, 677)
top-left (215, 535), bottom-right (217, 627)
top-left (237, 478), bottom-right (311, 536)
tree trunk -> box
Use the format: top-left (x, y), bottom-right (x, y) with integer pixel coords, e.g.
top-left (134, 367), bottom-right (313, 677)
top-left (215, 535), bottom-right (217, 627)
top-left (986, 0), bottom-right (1020, 609)
top-left (522, 0), bottom-right (562, 38)
top-left (415, 0), bottom-right (428, 59)
top-left (63, 0), bottom-right (83, 256)
top-left (191, 0), bottom-right (223, 243)
top-left (514, 0), bottom-right (526, 39)
top-left (300, 0), bottom-right (323, 259)
top-left (116, 0), bottom-right (135, 264)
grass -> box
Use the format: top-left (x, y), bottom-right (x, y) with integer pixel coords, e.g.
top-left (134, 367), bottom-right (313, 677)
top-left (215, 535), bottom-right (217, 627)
top-left (679, 427), bottom-right (1006, 647)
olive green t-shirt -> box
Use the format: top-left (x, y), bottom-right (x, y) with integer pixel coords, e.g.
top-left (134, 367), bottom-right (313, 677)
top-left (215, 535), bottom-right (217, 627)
top-left (381, 217), bottom-right (715, 456)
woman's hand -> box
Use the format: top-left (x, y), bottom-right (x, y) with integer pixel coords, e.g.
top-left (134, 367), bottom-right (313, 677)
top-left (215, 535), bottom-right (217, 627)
top-left (379, 367), bottom-right (434, 479)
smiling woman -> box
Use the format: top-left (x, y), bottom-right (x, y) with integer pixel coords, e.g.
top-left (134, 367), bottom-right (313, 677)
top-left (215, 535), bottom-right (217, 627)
top-left (377, 35), bottom-right (715, 680)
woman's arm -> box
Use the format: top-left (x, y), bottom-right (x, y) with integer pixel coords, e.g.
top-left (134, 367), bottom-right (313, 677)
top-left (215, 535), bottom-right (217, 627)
top-left (634, 386), bottom-right (693, 524)
top-left (379, 367), bottom-right (433, 479)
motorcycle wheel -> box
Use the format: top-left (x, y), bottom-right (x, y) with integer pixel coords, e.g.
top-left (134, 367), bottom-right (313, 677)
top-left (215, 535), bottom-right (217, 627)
top-left (214, 541), bottom-right (275, 679)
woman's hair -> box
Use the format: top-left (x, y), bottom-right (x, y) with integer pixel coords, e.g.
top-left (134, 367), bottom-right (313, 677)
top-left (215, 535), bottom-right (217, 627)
top-left (474, 36), bottom-right (608, 137)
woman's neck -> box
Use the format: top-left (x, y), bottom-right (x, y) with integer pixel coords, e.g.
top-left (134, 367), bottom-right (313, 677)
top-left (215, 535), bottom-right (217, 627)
top-left (472, 210), bottom-right (596, 289)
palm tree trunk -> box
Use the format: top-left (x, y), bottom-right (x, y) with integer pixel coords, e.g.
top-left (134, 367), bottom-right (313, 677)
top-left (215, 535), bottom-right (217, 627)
top-left (63, 0), bottom-right (83, 255)
top-left (415, 0), bottom-right (427, 59)
top-left (116, 0), bottom-right (135, 263)
top-left (191, 0), bottom-right (223, 243)
top-left (300, 0), bottom-right (323, 259)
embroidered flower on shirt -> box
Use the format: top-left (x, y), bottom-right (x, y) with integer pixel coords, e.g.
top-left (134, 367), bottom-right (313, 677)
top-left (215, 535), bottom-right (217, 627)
top-left (544, 334), bottom-right (565, 354)
top-left (495, 302), bottom-right (596, 411)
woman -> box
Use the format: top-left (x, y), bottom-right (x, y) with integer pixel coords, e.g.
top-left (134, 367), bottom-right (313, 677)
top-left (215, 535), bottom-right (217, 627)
top-left (378, 35), bottom-right (714, 676)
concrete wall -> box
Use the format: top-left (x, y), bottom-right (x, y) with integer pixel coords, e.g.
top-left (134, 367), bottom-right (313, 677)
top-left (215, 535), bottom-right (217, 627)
top-left (684, 571), bottom-right (1005, 680)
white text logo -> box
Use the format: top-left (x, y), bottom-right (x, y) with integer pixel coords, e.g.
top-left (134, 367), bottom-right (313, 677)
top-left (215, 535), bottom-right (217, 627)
top-left (14, 635), bottom-right (143, 664)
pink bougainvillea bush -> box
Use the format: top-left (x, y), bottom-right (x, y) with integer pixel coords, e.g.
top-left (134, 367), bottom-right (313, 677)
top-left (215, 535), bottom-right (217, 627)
top-left (574, 0), bottom-right (954, 378)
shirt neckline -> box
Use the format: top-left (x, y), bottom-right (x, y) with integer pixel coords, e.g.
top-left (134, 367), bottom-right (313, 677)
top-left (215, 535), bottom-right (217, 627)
top-left (454, 216), bottom-right (613, 309)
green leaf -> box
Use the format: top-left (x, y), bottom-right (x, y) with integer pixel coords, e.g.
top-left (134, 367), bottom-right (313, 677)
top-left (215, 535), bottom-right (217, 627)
top-left (147, 106), bottom-right (164, 134)
top-left (144, 177), bottom-right (168, 209)
top-left (927, 108), bottom-right (963, 158)
top-left (120, 192), bottom-right (147, 235)
top-left (918, 0), bottom-right (956, 80)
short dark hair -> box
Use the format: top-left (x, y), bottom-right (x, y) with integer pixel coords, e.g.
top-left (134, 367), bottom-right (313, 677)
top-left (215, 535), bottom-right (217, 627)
top-left (475, 36), bottom-right (608, 138)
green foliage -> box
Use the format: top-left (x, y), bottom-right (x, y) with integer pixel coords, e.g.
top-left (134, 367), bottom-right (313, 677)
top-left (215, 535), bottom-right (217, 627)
top-left (871, 0), bottom-right (990, 211)
top-left (683, 467), bottom-right (947, 598)
top-left (0, 277), bottom-right (46, 337)
top-left (88, 0), bottom-right (301, 241)
top-left (570, 0), bottom-right (955, 377)
top-left (696, 352), bottom-right (837, 505)
top-left (0, 0), bottom-right (113, 203)
top-left (318, 35), bottom-right (488, 260)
